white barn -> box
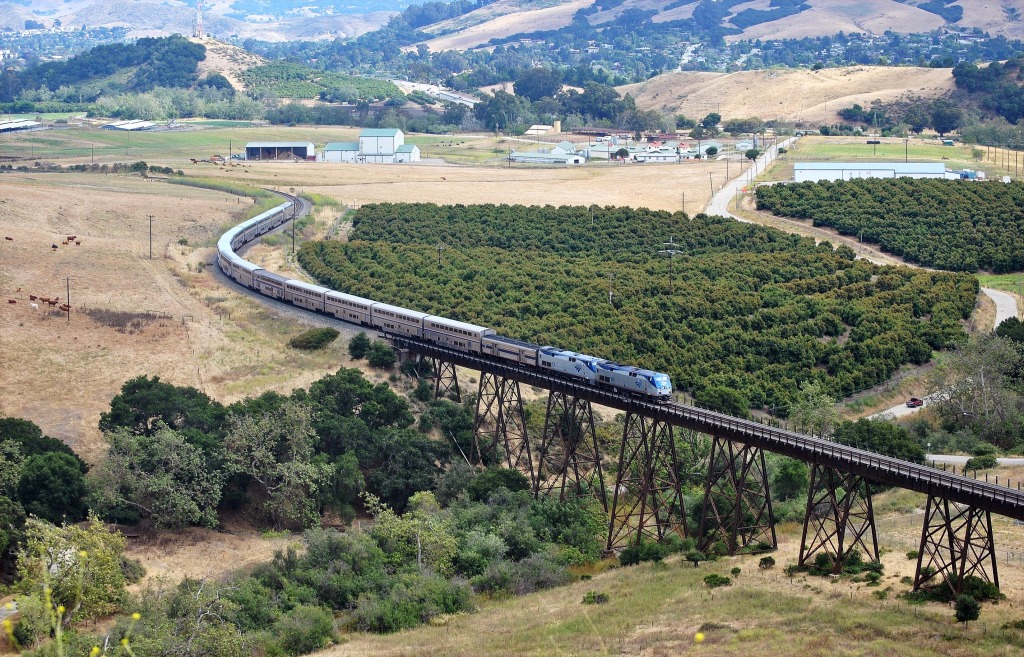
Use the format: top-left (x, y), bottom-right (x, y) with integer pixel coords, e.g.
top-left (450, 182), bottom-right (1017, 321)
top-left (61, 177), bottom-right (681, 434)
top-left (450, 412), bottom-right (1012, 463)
top-left (794, 162), bottom-right (949, 182)
top-left (320, 142), bottom-right (360, 163)
top-left (394, 144), bottom-right (421, 163)
top-left (359, 128), bottom-right (404, 163)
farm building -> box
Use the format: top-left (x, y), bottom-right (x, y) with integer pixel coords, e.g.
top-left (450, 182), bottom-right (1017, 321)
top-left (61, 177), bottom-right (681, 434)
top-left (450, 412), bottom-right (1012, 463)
top-left (509, 149), bottom-right (585, 165)
top-left (359, 128), bottom-right (404, 163)
top-left (394, 144), bottom-right (420, 163)
top-left (634, 148), bottom-right (679, 163)
top-left (794, 162), bottom-right (951, 182)
top-left (319, 142), bottom-right (360, 163)
top-left (0, 119), bottom-right (42, 133)
top-left (245, 142), bottom-right (316, 161)
top-left (102, 120), bottom-right (156, 131)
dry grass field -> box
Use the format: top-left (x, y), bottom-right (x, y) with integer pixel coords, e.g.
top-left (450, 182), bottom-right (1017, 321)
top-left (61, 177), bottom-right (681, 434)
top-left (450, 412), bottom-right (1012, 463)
top-left (620, 66), bottom-right (956, 126)
top-left (421, 0), bottom-right (591, 51)
top-left (195, 39), bottom-right (266, 92)
top-left (0, 173), bottom-right (382, 464)
top-left (727, 0), bottom-right (945, 41)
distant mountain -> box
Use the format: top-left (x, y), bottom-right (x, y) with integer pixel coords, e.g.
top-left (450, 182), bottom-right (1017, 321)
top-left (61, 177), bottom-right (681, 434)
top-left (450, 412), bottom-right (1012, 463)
top-left (0, 0), bottom-right (428, 41)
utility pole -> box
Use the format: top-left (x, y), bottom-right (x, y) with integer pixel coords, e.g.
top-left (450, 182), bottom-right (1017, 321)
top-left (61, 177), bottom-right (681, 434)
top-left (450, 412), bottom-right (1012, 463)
top-left (292, 213), bottom-right (296, 254)
top-left (708, 172), bottom-right (714, 197)
top-left (658, 238), bottom-right (683, 295)
top-left (681, 191), bottom-right (685, 216)
top-left (148, 215), bottom-right (154, 259)
top-left (606, 272), bottom-right (615, 305)
top-left (65, 276), bottom-right (71, 323)
top-left (436, 241), bottom-right (445, 266)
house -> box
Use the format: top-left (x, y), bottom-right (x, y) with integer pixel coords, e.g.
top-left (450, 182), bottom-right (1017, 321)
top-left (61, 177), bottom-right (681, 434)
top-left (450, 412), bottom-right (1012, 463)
top-left (394, 144), bottom-right (421, 163)
top-left (634, 148), bottom-right (679, 163)
top-left (551, 141), bottom-right (577, 156)
top-left (319, 142), bottom-right (360, 163)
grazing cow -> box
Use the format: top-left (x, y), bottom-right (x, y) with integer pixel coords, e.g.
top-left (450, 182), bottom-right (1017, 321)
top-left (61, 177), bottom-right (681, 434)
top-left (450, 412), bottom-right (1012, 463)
top-left (3, 236), bottom-right (12, 241)
top-left (47, 300), bottom-right (58, 307)
top-left (29, 295), bottom-right (37, 301)
top-left (7, 300), bottom-right (15, 304)
top-left (30, 303), bottom-right (38, 310)
top-left (51, 244), bottom-right (58, 250)
top-left (75, 241), bottom-right (81, 246)
top-left (67, 235), bottom-right (76, 241)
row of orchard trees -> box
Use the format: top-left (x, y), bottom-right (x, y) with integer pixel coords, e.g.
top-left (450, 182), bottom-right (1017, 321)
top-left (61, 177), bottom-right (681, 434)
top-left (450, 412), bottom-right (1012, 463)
top-left (300, 202), bottom-right (977, 415)
top-left (756, 178), bottom-right (1024, 273)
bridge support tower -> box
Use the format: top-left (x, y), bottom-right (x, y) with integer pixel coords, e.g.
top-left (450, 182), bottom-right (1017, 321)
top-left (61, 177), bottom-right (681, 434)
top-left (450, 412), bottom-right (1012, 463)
top-left (799, 464), bottom-right (878, 573)
top-left (606, 413), bottom-right (686, 551)
top-left (698, 436), bottom-right (776, 555)
top-left (472, 372), bottom-right (534, 485)
top-left (914, 496), bottom-right (998, 595)
top-left (534, 392), bottom-right (607, 512)
top-left (431, 358), bottom-right (461, 402)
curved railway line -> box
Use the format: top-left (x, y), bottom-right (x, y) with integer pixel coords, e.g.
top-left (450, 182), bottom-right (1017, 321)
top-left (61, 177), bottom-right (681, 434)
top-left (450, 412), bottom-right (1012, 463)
top-left (215, 192), bottom-right (1023, 592)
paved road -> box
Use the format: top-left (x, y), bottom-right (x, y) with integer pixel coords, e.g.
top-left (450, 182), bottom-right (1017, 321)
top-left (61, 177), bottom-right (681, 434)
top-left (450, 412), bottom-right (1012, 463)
top-left (928, 454), bottom-right (1024, 466)
top-left (705, 136), bottom-right (798, 218)
top-left (982, 287), bottom-right (1018, 327)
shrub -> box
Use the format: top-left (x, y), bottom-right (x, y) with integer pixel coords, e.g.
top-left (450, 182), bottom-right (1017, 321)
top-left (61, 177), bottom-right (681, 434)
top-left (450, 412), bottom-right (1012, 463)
top-left (685, 550), bottom-right (707, 568)
top-left (906, 550), bottom-right (919, 561)
top-left (348, 332), bottom-right (371, 359)
top-left (955, 594), bottom-right (981, 626)
top-left (758, 556), bottom-right (776, 570)
top-left (274, 604), bottom-right (335, 654)
top-left (582, 591), bottom-right (609, 605)
top-left (288, 327), bottom-right (340, 350)
top-left (965, 454), bottom-right (997, 470)
top-left (367, 341), bottom-right (396, 369)
top-left (467, 467), bottom-right (530, 502)
top-left (730, 567), bottom-right (741, 578)
top-left (703, 573), bottom-right (732, 588)
top-left (121, 556), bottom-right (146, 583)
top-left (619, 540), bottom-right (671, 566)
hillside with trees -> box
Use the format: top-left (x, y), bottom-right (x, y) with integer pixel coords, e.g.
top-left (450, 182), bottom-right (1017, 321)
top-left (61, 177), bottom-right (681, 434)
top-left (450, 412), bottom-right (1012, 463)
top-left (299, 203), bottom-right (977, 415)
top-left (756, 179), bottom-right (1024, 273)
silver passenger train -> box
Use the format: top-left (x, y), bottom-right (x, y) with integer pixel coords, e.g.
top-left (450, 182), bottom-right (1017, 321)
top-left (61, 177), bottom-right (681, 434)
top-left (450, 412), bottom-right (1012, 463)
top-left (217, 202), bottom-right (674, 402)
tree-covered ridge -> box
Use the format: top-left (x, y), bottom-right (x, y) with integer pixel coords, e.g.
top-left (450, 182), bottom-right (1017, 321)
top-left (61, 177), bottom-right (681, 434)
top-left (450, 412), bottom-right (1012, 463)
top-left (239, 62), bottom-right (404, 101)
top-left (953, 56), bottom-right (1024, 125)
top-left (300, 203), bottom-right (976, 412)
top-left (3, 35), bottom-right (205, 101)
top-left (756, 178), bottom-right (1024, 273)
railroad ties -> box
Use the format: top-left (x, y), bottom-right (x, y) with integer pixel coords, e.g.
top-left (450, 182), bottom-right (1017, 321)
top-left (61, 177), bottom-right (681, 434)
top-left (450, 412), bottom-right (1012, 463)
top-left (392, 338), bottom-right (1011, 591)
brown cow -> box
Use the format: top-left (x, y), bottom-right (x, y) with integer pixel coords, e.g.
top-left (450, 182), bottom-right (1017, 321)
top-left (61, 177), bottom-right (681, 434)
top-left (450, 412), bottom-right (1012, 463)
top-left (75, 241), bottom-right (81, 246)
top-left (7, 300), bottom-right (15, 304)
top-left (29, 295), bottom-right (37, 301)
top-left (67, 235), bottom-right (76, 241)
top-left (3, 236), bottom-right (12, 241)
top-left (47, 300), bottom-right (58, 306)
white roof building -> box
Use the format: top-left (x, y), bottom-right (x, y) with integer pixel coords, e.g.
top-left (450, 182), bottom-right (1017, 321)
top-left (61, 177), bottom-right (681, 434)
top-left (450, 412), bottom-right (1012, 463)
top-left (794, 162), bottom-right (949, 182)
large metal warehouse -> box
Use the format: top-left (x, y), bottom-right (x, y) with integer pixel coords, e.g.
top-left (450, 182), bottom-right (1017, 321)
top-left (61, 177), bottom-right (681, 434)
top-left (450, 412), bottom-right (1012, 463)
top-left (794, 162), bottom-right (951, 182)
top-left (244, 142), bottom-right (316, 161)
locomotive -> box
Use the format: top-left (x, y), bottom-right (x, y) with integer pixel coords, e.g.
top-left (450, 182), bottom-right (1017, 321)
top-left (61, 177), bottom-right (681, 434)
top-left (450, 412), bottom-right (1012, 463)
top-left (217, 201), bottom-right (674, 402)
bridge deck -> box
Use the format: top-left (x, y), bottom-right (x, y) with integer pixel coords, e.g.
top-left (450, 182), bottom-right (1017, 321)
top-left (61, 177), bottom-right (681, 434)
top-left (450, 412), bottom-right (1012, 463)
top-left (400, 339), bottom-right (1024, 522)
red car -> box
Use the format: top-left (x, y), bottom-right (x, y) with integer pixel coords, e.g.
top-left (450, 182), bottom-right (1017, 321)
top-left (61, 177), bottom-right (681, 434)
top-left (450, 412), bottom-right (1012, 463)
top-left (906, 397), bottom-right (924, 408)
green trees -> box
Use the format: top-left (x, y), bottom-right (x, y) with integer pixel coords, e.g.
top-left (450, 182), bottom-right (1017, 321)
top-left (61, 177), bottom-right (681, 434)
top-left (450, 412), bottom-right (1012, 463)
top-left (955, 594), bottom-right (981, 626)
top-left (367, 341), bottom-right (397, 369)
top-left (89, 424), bottom-right (224, 529)
top-left (757, 178), bottom-right (1024, 273)
top-left (224, 402), bottom-right (331, 530)
top-left (832, 419), bottom-right (925, 463)
top-left (289, 327), bottom-right (339, 350)
top-left (513, 67), bottom-right (562, 102)
top-left (17, 453), bottom-right (87, 524)
top-left (299, 202), bottom-right (974, 414)
top-left (348, 331), bottom-right (371, 359)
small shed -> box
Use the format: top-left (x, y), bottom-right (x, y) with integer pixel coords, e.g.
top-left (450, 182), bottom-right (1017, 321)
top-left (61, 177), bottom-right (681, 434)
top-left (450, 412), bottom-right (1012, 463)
top-left (245, 142), bottom-right (316, 161)
top-left (394, 144), bottom-right (421, 163)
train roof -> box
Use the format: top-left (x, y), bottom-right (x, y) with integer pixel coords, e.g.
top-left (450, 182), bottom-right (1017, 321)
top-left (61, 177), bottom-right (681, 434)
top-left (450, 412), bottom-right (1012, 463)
top-left (217, 201), bottom-right (292, 256)
top-left (486, 335), bottom-right (542, 349)
top-left (286, 279), bottom-right (331, 294)
top-left (256, 270), bottom-right (288, 284)
top-left (424, 315), bottom-right (493, 334)
top-left (372, 301), bottom-right (429, 319)
top-left (325, 289), bottom-right (376, 305)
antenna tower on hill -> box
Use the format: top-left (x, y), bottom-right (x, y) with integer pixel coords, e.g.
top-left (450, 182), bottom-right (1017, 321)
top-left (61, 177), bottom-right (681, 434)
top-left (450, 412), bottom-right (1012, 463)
top-left (193, 0), bottom-right (204, 39)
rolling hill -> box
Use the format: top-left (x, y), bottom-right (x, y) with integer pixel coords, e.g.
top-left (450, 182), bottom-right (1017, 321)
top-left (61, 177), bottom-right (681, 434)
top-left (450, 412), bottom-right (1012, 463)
top-left (618, 65), bottom-right (956, 124)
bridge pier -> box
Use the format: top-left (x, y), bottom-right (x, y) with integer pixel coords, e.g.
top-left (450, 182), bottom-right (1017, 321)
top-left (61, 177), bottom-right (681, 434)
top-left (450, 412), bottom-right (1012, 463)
top-left (534, 392), bottom-right (607, 511)
top-left (799, 464), bottom-right (878, 573)
top-left (697, 436), bottom-right (776, 555)
top-left (914, 496), bottom-right (998, 596)
top-left (606, 413), bottom-right (686, 551)
top-left (431, 358), bottom-right (461, 402)
top-left (472, 372), bottom-right (535, 485)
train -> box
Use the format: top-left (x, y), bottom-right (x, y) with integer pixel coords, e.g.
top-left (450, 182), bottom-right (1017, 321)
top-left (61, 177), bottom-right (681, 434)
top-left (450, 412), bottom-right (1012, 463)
top-left (217, 201), bottom-right (674, 402)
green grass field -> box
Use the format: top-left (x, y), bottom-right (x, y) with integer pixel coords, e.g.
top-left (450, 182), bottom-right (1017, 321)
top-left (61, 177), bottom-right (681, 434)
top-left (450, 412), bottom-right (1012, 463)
top-left (977, 273), bottom-right (1024, 297)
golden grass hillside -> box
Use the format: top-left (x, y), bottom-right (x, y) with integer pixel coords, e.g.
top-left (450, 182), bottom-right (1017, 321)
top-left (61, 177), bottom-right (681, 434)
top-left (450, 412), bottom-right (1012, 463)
top-left (421, 0), bottom-right (591, 51)
top-left (619, 65), bottom-right (955, 125)
top-left (195, 39), bottom-right (267, 92)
